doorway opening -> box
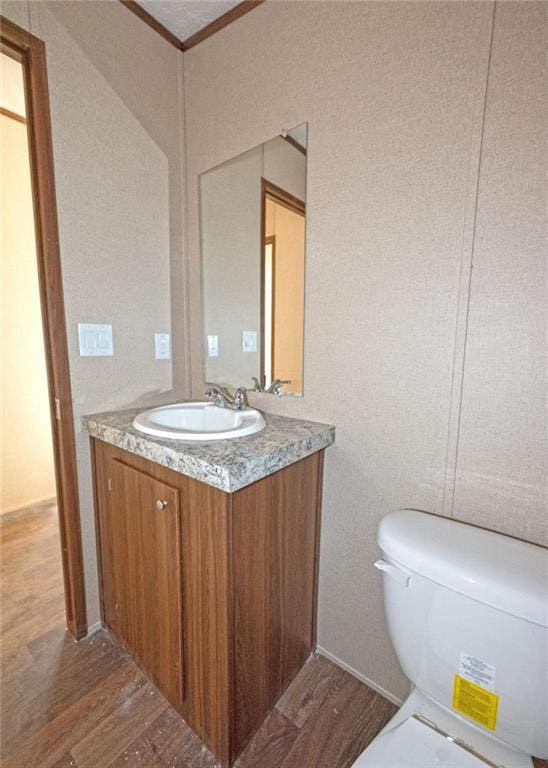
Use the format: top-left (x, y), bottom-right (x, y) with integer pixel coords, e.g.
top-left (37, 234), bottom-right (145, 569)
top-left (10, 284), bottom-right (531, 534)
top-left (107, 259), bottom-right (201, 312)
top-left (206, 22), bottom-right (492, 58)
top-left (1, 55), bottom-right (56, 517)
top-left (1, 18), bottom-right (86, 639)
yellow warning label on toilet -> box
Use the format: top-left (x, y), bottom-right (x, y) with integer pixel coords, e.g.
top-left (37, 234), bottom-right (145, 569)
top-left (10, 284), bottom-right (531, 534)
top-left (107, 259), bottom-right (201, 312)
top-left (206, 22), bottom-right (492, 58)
top-left (452, 674), bottom-right (499, 731)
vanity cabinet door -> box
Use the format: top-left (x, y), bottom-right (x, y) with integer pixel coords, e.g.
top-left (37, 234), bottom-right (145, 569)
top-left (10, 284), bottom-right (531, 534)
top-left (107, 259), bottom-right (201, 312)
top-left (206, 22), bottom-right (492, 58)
top-left (108, 458), bottom-right (183, 710)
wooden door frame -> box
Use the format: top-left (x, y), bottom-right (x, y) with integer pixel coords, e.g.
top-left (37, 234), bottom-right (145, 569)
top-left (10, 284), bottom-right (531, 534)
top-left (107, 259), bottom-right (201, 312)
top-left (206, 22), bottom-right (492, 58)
top-left (1, 16), bottom-right (87, 638)
top-left (259, 178), bottom-right (305, 388)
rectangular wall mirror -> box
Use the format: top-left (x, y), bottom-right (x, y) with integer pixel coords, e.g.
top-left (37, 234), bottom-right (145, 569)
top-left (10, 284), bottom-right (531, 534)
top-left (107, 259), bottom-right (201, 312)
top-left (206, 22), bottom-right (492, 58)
top-left (200, 123), bottom-right (307, 396)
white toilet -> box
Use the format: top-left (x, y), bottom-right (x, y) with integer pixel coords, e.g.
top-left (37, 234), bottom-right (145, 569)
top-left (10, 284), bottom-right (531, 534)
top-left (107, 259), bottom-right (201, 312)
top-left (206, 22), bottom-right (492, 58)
top-left (353, 509), bottom-right (548, 768)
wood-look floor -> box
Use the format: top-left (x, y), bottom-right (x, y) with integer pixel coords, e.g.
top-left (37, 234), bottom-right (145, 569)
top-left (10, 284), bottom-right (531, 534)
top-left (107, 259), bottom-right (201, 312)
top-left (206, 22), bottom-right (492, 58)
top-left (1, 505), bottom-right (546, 768)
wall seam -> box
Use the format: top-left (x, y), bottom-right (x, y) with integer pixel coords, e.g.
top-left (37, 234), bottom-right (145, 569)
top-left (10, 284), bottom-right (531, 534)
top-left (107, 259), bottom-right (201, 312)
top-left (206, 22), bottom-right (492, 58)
top-left (178, 47), bottom-right (192, 398)
top-left (442, 1), bottom-right (498, 519)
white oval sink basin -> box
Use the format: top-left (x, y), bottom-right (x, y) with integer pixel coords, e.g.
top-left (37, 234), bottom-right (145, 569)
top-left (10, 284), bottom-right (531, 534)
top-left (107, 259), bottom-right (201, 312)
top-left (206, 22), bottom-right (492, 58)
top-left (132, 401), bottom-right (266, 441)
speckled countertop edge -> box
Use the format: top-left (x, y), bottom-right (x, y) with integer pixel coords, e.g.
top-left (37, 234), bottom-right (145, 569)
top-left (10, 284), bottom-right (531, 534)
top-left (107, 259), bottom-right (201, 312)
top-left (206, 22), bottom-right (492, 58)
top-left (82, 404), bottom-right (335, 493)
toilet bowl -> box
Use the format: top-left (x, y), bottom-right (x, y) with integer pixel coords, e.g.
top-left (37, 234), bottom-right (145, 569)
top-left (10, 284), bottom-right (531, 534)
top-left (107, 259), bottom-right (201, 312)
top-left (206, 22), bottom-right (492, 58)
top-left (352, 510), bottom-right (548, 768)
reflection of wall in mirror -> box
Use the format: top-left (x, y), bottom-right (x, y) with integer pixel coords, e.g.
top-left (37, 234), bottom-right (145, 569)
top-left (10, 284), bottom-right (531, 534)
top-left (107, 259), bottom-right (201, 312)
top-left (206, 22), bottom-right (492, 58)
top-left (264, 198), bottom-right (305, 393)
top-left (263, 136), bottom-right (306, 201)
top-left (201, 147), bottom-right (262, 386)
top-left (202, 133), bottom-right (306, 391)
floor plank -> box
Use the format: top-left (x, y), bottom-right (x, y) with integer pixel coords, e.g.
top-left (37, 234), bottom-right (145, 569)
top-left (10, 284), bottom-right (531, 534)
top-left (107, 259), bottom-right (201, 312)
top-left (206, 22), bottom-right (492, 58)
top-left (70, 679), bottom-right (167, 768)
top-left (277, 653), bottom-right (349, 729)
top-left (2, 628), bottom-right (128, 754)
top-left (236, 708), bottom-right (300, 768)
top-left (278, 672), bottom-right (396, 768)
top-left (110, 707), bottom-right (218, 768)
top-left (2, 503), bottom-right (546, 768)
top-left (144, 709), bottom-right (221, 768)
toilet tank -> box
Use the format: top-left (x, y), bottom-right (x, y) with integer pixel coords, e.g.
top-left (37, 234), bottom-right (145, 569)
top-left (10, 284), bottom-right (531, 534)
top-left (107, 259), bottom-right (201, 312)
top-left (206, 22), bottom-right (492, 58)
top-left (376, 510), bottom-right (548, 759)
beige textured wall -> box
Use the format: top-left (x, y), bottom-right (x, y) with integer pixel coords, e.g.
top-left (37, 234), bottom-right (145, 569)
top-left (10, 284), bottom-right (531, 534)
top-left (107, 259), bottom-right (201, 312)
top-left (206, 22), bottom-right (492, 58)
top-left (1, 114), bottom-right (56, 514)
top-left (182, 0), bottom-right (547, 701)
top-left (1, 0), bottom-right (187, 626)
top-left (452, 2), bottom-right (547, 546)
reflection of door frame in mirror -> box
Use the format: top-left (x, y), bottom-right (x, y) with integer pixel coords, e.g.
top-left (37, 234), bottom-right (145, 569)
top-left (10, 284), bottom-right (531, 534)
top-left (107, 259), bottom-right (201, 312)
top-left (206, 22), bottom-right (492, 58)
top-left (263, 235), bottom-right (276, 388)
top-left (1, 16), bottom-right (87, 638)
top-left (260, 178), bottom-right (305, 390)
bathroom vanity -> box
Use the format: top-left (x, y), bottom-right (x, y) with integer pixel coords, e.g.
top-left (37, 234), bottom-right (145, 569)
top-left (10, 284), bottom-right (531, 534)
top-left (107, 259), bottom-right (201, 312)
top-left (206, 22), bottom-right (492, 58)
top-left (84, 406), bottom-right (334, 767)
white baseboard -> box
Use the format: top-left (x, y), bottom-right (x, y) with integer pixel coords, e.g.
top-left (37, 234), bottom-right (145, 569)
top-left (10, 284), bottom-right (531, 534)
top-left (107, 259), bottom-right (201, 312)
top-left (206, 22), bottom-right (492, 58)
top-left (315, 645), bottom-right (404, 707)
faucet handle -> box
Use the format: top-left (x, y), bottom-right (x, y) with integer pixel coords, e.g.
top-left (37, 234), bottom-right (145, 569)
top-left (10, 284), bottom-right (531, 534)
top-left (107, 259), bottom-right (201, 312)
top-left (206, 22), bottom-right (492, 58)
top-left (205, 383), bottom-right (217, 400)
top-left (205, 382), bottom-right (230, 396)
top-left (205, 382), bottom-right (232, 407)
top-left (267, 379), bottom-right (291, 395)
top-left (251, 376), bottom-right (263, 392)
top-left (205, 382), bottom-right (249, 410)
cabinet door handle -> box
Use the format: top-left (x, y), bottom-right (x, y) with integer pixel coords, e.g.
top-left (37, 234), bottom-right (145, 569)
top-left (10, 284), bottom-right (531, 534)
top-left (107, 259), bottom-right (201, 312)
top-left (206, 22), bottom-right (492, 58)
top-left (155, 499), bottom-right (168, 511)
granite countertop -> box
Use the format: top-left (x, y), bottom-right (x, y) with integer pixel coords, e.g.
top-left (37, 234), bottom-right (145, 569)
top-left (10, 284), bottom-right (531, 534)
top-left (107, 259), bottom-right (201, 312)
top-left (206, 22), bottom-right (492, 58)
top-left (82, 404), bottom-right (335, 493)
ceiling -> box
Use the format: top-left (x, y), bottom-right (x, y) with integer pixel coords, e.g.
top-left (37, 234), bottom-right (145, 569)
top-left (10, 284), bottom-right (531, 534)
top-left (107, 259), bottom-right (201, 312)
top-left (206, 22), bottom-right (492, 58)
top-left (138, 0), bottom-right (243, 42)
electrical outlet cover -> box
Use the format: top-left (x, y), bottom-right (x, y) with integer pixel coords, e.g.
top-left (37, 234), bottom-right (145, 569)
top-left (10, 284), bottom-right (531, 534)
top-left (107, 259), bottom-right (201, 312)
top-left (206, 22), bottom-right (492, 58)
top-left (207, 334), bottom-right (219, 357)
top-left (242, 330), bottom-right (257, 352)
top-left (154, 333), bottom-right (170, 360)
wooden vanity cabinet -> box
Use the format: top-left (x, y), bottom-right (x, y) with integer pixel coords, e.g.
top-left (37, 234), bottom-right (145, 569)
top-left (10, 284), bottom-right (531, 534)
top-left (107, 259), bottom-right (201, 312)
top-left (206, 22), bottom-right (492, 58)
top-left (91, 438), bottom-right (324, 767)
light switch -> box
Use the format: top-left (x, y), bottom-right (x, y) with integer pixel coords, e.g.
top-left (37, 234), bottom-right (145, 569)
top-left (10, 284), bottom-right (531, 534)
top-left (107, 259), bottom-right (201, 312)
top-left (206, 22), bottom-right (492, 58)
top-left (154, 333), bottom-right (170, 360)
top-left (242, 330), bottom-right (257, 353)
top-left (78, 323), bottom-right (113, 356)
top-left (207, 335), bottom-right (219, 357)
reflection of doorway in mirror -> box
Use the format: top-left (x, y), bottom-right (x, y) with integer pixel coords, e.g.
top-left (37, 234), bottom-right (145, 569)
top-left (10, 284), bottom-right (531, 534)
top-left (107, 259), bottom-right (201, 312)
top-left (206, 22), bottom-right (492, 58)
top-left (261, 180), bottom-right (305, 394)
top-left (263, 237), bottom-right (275, 388)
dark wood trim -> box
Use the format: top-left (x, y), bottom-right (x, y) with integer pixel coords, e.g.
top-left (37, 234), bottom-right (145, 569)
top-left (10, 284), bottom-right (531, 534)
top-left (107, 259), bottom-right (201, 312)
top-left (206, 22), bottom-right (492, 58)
top-left (282, 134), bottom-right (307, 156)
top-left (1, 16), bottom-right (87, 640)
top-left (0, 105), bottom-right (26, 124)
top-left (118, 0), bottom-right (265, 53)
top-left (182, 1), bottom-right (266, 50)
top-left (262, 177), bottom-right (305, 217)
top-left (118, 1), bottom-right (185, 51)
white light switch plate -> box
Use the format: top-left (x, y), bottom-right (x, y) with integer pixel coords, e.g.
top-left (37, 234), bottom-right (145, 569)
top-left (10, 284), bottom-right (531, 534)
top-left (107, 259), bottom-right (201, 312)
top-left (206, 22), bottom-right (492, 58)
top-left (78, 323), bottom-right (113, 356)
top-left (242, 330), bottom-right (257, 352)
top-left (207, 334), bottom-right (219, 357)
top-left (154, 332), bottom-right (170, 360)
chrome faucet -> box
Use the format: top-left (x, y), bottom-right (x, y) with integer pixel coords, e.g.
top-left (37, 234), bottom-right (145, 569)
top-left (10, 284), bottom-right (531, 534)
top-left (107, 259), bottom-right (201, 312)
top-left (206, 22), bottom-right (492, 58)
top-left (205, 383), bottom-right (249, 410)
top-left (252, 377), bottom-right (291, 396)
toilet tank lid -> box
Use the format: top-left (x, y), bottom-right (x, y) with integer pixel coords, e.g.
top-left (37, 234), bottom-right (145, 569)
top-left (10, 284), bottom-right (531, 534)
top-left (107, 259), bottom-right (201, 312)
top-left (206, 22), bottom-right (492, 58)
top-left (378, 510), bottom-right (548, 628)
